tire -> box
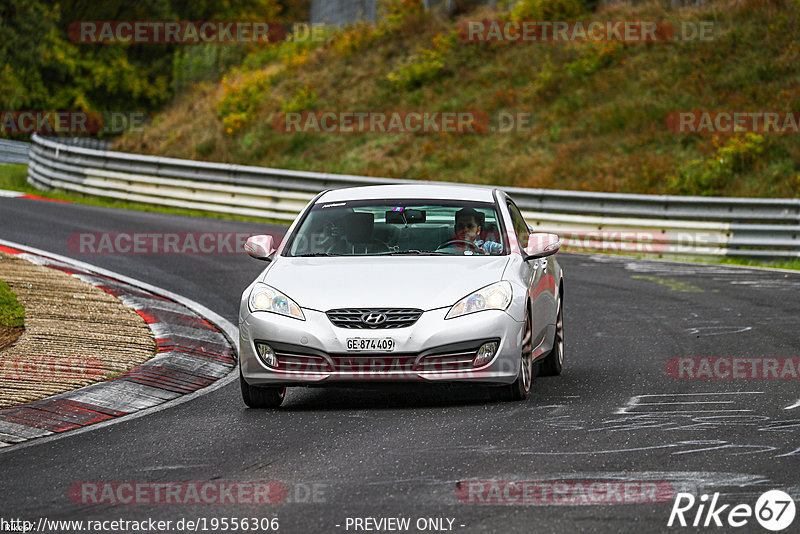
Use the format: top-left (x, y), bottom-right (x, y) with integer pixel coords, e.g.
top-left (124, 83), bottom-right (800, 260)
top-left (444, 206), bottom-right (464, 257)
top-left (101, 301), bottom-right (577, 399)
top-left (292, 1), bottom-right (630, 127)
top-left (493, 305), bottom-right (533, 401)
top-left (240, 368), bottom-right (286, 408)
top-left (539, 293), bottom-right (564, 377)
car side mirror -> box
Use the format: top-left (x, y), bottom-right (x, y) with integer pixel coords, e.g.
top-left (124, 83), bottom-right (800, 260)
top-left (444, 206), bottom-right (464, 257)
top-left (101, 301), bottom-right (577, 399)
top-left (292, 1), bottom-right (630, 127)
top-left (244, 235), bottom-right (276, 261)
top-left (524, 233), bottom-right (561, 260)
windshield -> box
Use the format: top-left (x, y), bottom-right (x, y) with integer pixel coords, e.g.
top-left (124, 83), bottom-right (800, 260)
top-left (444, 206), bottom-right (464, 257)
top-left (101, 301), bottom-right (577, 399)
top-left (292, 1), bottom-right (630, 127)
top-left (285, 199), bottom-right (507, 257)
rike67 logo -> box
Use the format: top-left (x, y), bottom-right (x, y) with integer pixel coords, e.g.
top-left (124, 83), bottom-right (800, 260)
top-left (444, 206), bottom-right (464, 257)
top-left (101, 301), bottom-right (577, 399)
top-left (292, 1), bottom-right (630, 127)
top-left (668, 490), bottom-right (796, 531)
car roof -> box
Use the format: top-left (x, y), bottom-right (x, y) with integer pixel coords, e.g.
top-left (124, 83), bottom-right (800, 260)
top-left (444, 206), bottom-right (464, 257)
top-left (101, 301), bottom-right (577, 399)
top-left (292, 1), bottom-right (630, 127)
top-left (316, 184), bottom-right (498, 203)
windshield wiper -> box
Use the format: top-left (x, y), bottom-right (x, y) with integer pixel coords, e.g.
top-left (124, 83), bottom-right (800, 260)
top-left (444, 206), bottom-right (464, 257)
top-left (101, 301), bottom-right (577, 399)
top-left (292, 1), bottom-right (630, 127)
top-left (378, 250), bottom-right (450, 256)
top-left (294, 252), bottom-right (343, 257)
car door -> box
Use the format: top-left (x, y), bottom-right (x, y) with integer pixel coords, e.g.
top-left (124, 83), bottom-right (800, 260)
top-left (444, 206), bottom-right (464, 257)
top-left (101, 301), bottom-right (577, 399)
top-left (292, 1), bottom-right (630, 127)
top-left (507, 201), bottom-right (556, 350)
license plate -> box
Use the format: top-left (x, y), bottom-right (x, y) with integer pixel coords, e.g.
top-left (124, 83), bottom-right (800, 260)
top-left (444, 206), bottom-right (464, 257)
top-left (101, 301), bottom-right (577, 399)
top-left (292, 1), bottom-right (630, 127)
top-left (346, 338), bottom-right (395, 352)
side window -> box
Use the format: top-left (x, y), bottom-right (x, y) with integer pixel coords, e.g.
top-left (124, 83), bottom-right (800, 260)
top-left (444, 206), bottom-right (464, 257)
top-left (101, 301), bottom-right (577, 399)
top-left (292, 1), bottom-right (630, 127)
top-left (507, 203), bottom-right (530, 250)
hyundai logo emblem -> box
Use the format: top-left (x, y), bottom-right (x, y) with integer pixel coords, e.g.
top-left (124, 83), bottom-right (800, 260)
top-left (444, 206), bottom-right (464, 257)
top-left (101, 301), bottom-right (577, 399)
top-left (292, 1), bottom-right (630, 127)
top-left (361, 313), bottom-right (387, 325)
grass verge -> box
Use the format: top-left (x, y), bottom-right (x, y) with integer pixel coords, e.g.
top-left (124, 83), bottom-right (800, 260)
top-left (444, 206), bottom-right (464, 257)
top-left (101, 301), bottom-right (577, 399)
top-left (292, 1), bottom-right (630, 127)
top-left (699, 256), bottom-right (800, 272)
top-left (0, 280), bottom-right (24, 328)
top-left (570, 251), bottom-right (800, 272)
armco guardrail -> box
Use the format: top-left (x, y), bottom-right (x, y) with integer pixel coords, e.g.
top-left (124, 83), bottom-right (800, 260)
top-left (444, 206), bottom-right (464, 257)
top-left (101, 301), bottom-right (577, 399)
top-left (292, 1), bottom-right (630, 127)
top-left (0, 139), bottom-right (31, 164)
top-left (27, 133), bottom-right (800, 259)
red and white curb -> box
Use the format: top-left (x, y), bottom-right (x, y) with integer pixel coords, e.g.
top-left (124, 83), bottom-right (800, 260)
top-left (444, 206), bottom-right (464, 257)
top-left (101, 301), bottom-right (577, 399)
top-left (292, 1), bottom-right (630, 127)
top-left (0, 240), bottom-right (237, 449)
top-left (0, 188), bottom-right (71, 203)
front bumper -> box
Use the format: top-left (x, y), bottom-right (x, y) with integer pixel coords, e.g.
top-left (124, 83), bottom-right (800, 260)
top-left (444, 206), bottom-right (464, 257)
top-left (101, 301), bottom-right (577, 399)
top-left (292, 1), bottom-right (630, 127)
top-left (239, 307), bottom-right (525, 386)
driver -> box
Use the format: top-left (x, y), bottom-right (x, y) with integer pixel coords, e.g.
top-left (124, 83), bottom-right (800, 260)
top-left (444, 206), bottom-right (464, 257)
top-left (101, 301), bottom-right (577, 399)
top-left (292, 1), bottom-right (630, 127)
top-left (453, 207), bottom-right (502, 255)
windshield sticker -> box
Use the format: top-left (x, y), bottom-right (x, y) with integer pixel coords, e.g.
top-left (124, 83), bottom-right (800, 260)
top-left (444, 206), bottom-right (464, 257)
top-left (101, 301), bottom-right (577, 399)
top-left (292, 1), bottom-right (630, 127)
top-left (321, 202), bottom-right (347, 209)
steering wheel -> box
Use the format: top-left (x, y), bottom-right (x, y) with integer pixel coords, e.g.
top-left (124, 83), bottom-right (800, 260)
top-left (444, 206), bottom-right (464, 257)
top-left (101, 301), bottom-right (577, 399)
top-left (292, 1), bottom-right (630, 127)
top-left (436, 239), bottom-right (482, 252)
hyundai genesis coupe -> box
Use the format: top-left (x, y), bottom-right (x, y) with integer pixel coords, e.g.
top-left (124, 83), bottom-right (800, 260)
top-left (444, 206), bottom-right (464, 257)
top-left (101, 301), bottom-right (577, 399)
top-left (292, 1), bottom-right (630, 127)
top-left (239, 184), bottom-right (564, 408)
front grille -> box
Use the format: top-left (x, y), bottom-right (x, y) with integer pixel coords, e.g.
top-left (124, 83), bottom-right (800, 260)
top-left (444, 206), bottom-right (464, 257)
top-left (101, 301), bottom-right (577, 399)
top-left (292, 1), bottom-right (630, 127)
top-left (329, 355), bottom-right (417, 373)
top-left (261, 339), bottom-right (498, 376)
top-left (326, 308), bottom-right (423, 329)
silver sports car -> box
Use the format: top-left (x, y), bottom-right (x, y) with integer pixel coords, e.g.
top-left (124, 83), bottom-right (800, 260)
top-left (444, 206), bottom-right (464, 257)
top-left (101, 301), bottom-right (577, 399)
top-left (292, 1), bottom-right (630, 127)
top-left (239, 184), bottom-right (564, 407)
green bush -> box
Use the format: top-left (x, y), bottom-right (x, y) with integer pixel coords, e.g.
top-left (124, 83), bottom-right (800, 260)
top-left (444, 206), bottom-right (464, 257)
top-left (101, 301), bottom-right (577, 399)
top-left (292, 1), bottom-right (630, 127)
top-left (669, 134), bottom-right (767, 196)
top-left (378, 0), bottom-right (425, 32)
top-left (217, 70), bottom-right (272, 134)
top-left (281, 86), bottom-right (319, 113)
top-left (386, 31), bottom-right (456, 90)
top-left (330, 23), bottom-right (377, 57)
top-left (510, 0), bottom-right (588, 21)
top-left (387, 49), bottom-right (445, 90)
top-left (564, 42), bottom-right (622, 78)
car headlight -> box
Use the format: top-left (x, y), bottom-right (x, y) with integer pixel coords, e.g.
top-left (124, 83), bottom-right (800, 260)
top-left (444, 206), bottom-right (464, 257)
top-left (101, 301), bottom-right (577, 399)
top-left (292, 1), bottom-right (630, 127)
top-left (445, 281), bottom-right (512, 320)
top-left (248, 283), bottom-right (305, 320)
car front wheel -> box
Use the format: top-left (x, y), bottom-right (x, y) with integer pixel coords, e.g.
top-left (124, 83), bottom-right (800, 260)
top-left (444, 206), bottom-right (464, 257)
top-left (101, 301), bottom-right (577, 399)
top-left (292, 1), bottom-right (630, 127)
top-left (240, 368), bottom-right (286, 408)
top-left (539, 294), bottom-right (564, 377)
top-left (494, 306), bottom-right (533, 401)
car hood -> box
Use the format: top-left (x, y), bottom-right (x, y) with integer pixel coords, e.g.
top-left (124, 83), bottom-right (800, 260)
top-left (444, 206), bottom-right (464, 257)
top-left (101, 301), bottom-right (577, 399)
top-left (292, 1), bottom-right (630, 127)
top-left (261, 256), bottom-right (510, 311)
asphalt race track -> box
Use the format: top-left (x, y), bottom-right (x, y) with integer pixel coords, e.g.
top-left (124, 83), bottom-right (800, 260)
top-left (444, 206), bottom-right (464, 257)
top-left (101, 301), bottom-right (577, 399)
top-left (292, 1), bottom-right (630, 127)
top-left (1, 196), bottom-right (799, 533)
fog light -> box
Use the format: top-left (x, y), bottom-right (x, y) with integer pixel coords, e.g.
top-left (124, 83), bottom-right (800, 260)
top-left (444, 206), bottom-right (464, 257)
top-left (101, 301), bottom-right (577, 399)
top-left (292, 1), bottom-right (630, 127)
top-left (255, 342), bottom-right (277, 368)
top-left (473, 342), bottom-right (498, 367)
